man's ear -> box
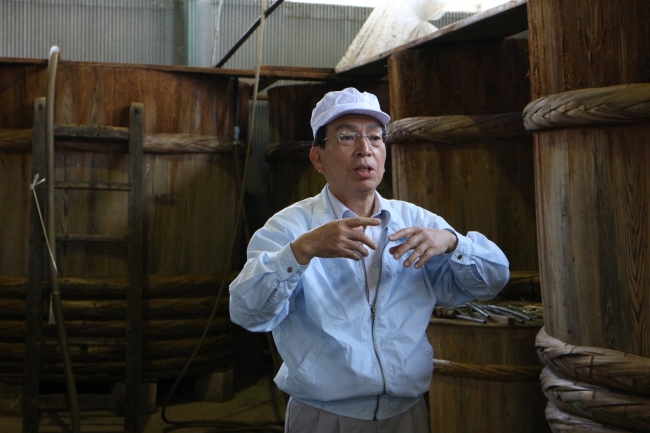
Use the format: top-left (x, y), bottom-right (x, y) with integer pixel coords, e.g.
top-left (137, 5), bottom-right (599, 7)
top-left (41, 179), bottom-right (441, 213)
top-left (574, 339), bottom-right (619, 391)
top-left (310, 146), bottom-right (324, 174)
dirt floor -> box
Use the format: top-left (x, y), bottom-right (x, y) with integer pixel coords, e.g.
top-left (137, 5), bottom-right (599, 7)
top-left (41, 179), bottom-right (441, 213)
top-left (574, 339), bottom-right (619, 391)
top-left (0, 330), bottom-right (286, 433)
top-left (0, 374), bottom-right (286, 433)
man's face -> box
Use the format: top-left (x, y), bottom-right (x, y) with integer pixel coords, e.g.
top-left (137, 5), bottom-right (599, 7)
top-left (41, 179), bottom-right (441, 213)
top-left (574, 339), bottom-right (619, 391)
top-left (310, 114), bottom-right (386, 201)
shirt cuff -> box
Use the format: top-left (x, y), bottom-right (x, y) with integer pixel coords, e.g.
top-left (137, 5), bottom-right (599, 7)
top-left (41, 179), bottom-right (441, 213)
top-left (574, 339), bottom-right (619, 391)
top-left (275, 242), bottom-right (309, 280)
top-left (444, 229), bottom-right (471, 264)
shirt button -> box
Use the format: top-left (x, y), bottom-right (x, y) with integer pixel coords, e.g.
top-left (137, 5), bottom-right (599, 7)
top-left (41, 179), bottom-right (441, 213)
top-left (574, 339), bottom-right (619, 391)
top-left (457, 255), bottom-right (463, 260)
top-left (287, 267), bottom-right (293, 273)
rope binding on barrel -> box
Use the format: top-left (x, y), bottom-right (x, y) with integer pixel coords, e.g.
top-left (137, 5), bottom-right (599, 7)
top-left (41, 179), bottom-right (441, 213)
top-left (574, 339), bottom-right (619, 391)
top-left (537, 327), bottom-right (650, 432)
top-left (523, 83), bottom-right (650, 132)
top-left (387, 112), bottom-right (530, 143)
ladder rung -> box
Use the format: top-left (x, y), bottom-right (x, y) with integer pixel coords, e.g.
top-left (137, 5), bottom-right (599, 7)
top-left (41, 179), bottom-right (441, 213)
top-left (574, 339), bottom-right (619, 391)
top-left (55, 234), bottom-right (129, 243)
top-left (54, 181), bottom-right (131, 191)
top-left (54, 124), bottom-right (130, 142)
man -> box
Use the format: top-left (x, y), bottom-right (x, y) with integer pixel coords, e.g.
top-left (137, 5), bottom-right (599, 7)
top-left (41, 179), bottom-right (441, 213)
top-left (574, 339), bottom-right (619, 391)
top-left (229, 88), bottom-right (509, 433)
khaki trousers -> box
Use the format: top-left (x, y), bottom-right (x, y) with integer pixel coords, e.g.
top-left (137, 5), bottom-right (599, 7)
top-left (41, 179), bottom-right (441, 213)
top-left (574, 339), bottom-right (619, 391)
top-left (285, 396), bottom-right (429, 433)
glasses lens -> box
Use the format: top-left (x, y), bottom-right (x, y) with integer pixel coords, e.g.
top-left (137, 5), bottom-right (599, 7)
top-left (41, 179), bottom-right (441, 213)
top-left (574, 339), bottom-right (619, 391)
top-left (335, 132), bottom-right (385, 146)
top-left (337, 132), bottom-right (358, 144)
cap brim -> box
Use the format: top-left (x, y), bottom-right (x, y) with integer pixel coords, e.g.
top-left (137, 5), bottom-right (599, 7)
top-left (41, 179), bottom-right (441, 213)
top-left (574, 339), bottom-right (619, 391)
top-left (311, 104), bottom-right (390, 137)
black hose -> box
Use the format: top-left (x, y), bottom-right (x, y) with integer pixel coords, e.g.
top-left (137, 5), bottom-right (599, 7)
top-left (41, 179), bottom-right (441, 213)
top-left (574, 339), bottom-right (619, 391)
top-left (214, 0), bottom-right (285, 67)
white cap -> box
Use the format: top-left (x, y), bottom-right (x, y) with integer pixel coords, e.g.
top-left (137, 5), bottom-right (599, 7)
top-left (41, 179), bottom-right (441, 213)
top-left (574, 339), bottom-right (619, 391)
top-left (310, 87), bottom-right (390, 138)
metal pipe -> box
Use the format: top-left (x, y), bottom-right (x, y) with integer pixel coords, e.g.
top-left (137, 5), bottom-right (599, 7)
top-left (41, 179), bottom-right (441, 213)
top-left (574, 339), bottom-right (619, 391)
top-left (487, 305), bottom-right (532, 322)
top-left (214, 0), bottom-right (285, 67)
top-left (469, 302), bottom-right (491, 319)
top-left (46, 46), bottom-right (81, 433)
top-left (456, 315), bottom-right (487, 324)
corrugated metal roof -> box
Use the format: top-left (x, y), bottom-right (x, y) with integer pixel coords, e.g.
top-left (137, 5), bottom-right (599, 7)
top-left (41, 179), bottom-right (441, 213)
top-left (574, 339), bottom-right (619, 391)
top-left (0, 0), bottom-right (373, 68)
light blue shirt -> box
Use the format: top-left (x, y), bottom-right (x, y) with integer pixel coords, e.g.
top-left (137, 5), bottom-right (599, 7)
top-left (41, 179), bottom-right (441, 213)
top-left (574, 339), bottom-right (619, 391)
top-left (229, 186), bottom-right (510, 420)
top-left (325, 187), bottom-right (388, 306)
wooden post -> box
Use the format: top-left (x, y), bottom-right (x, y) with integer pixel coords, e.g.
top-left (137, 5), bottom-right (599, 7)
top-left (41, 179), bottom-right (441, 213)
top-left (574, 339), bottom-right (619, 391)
top-left (22, 98), bottom-right (46, 433)
top-left (124, 102), bottom-right (144, 433)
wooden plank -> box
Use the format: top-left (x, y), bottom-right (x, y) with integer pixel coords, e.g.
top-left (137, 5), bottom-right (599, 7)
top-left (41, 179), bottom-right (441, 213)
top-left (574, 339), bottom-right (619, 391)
top-left (22, 98), bottom-right (46, 433)
top-left (0, 56), bottom-right (280, 78)
top-left (54, 181), bottom-right (130, 191)
top-left (124, 102), bottom-right (144, 433)
top-left (55, 124), bottom-right (129, 141)
top-left (336, 0), bottom-right (528, 75)
top-left (0, 57), bottom-right (387, 83)
top-left (1, 129), bottom-right (239, 154)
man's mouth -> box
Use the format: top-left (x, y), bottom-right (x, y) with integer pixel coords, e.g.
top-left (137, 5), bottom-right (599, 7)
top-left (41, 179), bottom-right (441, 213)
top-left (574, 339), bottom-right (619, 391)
top-left (354, 165), bottom-right (375, 177)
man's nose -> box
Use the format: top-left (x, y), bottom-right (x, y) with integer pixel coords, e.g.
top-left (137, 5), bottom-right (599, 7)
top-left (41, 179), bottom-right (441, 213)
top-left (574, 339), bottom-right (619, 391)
top-left (355, 135), bottom-right (372, 155)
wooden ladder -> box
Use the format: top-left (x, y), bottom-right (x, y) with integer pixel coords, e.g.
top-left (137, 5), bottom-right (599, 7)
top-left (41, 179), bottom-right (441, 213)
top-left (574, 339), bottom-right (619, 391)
top-left (23, 98), bottom-right (145, 433)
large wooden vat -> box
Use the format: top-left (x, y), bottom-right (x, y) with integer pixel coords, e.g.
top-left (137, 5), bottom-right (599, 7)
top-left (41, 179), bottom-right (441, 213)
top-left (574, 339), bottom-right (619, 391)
top-left (526, 1), bottom-right (650, 431)
top-left (265, 82), bottom-right (391, 213)
top-left (387, 39), bottom-right (536, 271)
top-left (387, 39), bottom-right (546, 432)
top-left (0, 58), bottom-right (248, 383)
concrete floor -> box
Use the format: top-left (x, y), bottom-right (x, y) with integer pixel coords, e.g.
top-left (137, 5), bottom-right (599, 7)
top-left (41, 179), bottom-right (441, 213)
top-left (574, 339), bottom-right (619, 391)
top-left (0, 373), bottom-right (286, 433)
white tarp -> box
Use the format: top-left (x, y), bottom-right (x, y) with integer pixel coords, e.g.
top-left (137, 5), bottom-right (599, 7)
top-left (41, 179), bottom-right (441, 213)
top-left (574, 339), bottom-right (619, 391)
top-left (335, 0), bottom-right (446, 71)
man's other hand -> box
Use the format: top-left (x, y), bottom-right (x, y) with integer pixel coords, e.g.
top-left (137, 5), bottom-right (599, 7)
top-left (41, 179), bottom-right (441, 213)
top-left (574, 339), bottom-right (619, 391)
top-left (388, 227), bottom-right (458, 269)
top-left (290, 217), bottom-right (381, 265)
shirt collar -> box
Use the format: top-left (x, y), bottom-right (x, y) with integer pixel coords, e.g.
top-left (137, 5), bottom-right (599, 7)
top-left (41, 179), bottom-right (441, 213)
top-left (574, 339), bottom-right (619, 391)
top-left (325, 185), bottom-right (390, 229)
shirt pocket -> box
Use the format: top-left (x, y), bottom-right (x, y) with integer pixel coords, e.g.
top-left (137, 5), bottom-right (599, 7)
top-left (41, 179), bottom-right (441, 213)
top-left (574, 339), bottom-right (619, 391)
top-left (293, 335), bottom-right (326, 381)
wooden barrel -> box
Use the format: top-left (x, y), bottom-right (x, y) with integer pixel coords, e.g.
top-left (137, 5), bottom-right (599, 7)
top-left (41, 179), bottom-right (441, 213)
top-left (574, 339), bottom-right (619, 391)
top-left (0, 57), bottom-right (249, 382)
top-left (266, 82), bottom-right (391, 213)
top-left (527, 1), bottom-right (650, 430)
top-left (387, 40), bottom-right (546, 432)
top-left (527, 0), bottom-right (650, 357)
top-left (387, 39), bottom-right (537, 271)
top-left (427, 303), bottom-right (548, 433)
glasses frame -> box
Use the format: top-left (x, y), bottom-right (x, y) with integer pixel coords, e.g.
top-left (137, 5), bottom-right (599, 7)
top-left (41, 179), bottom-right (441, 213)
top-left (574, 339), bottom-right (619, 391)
top-left (322, 131), bottom-right (389, 146)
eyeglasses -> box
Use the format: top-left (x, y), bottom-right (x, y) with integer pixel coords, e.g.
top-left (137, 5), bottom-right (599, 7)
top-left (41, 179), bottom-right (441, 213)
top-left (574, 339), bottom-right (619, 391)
top-left (323, 131), bottom-right (388, 147)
